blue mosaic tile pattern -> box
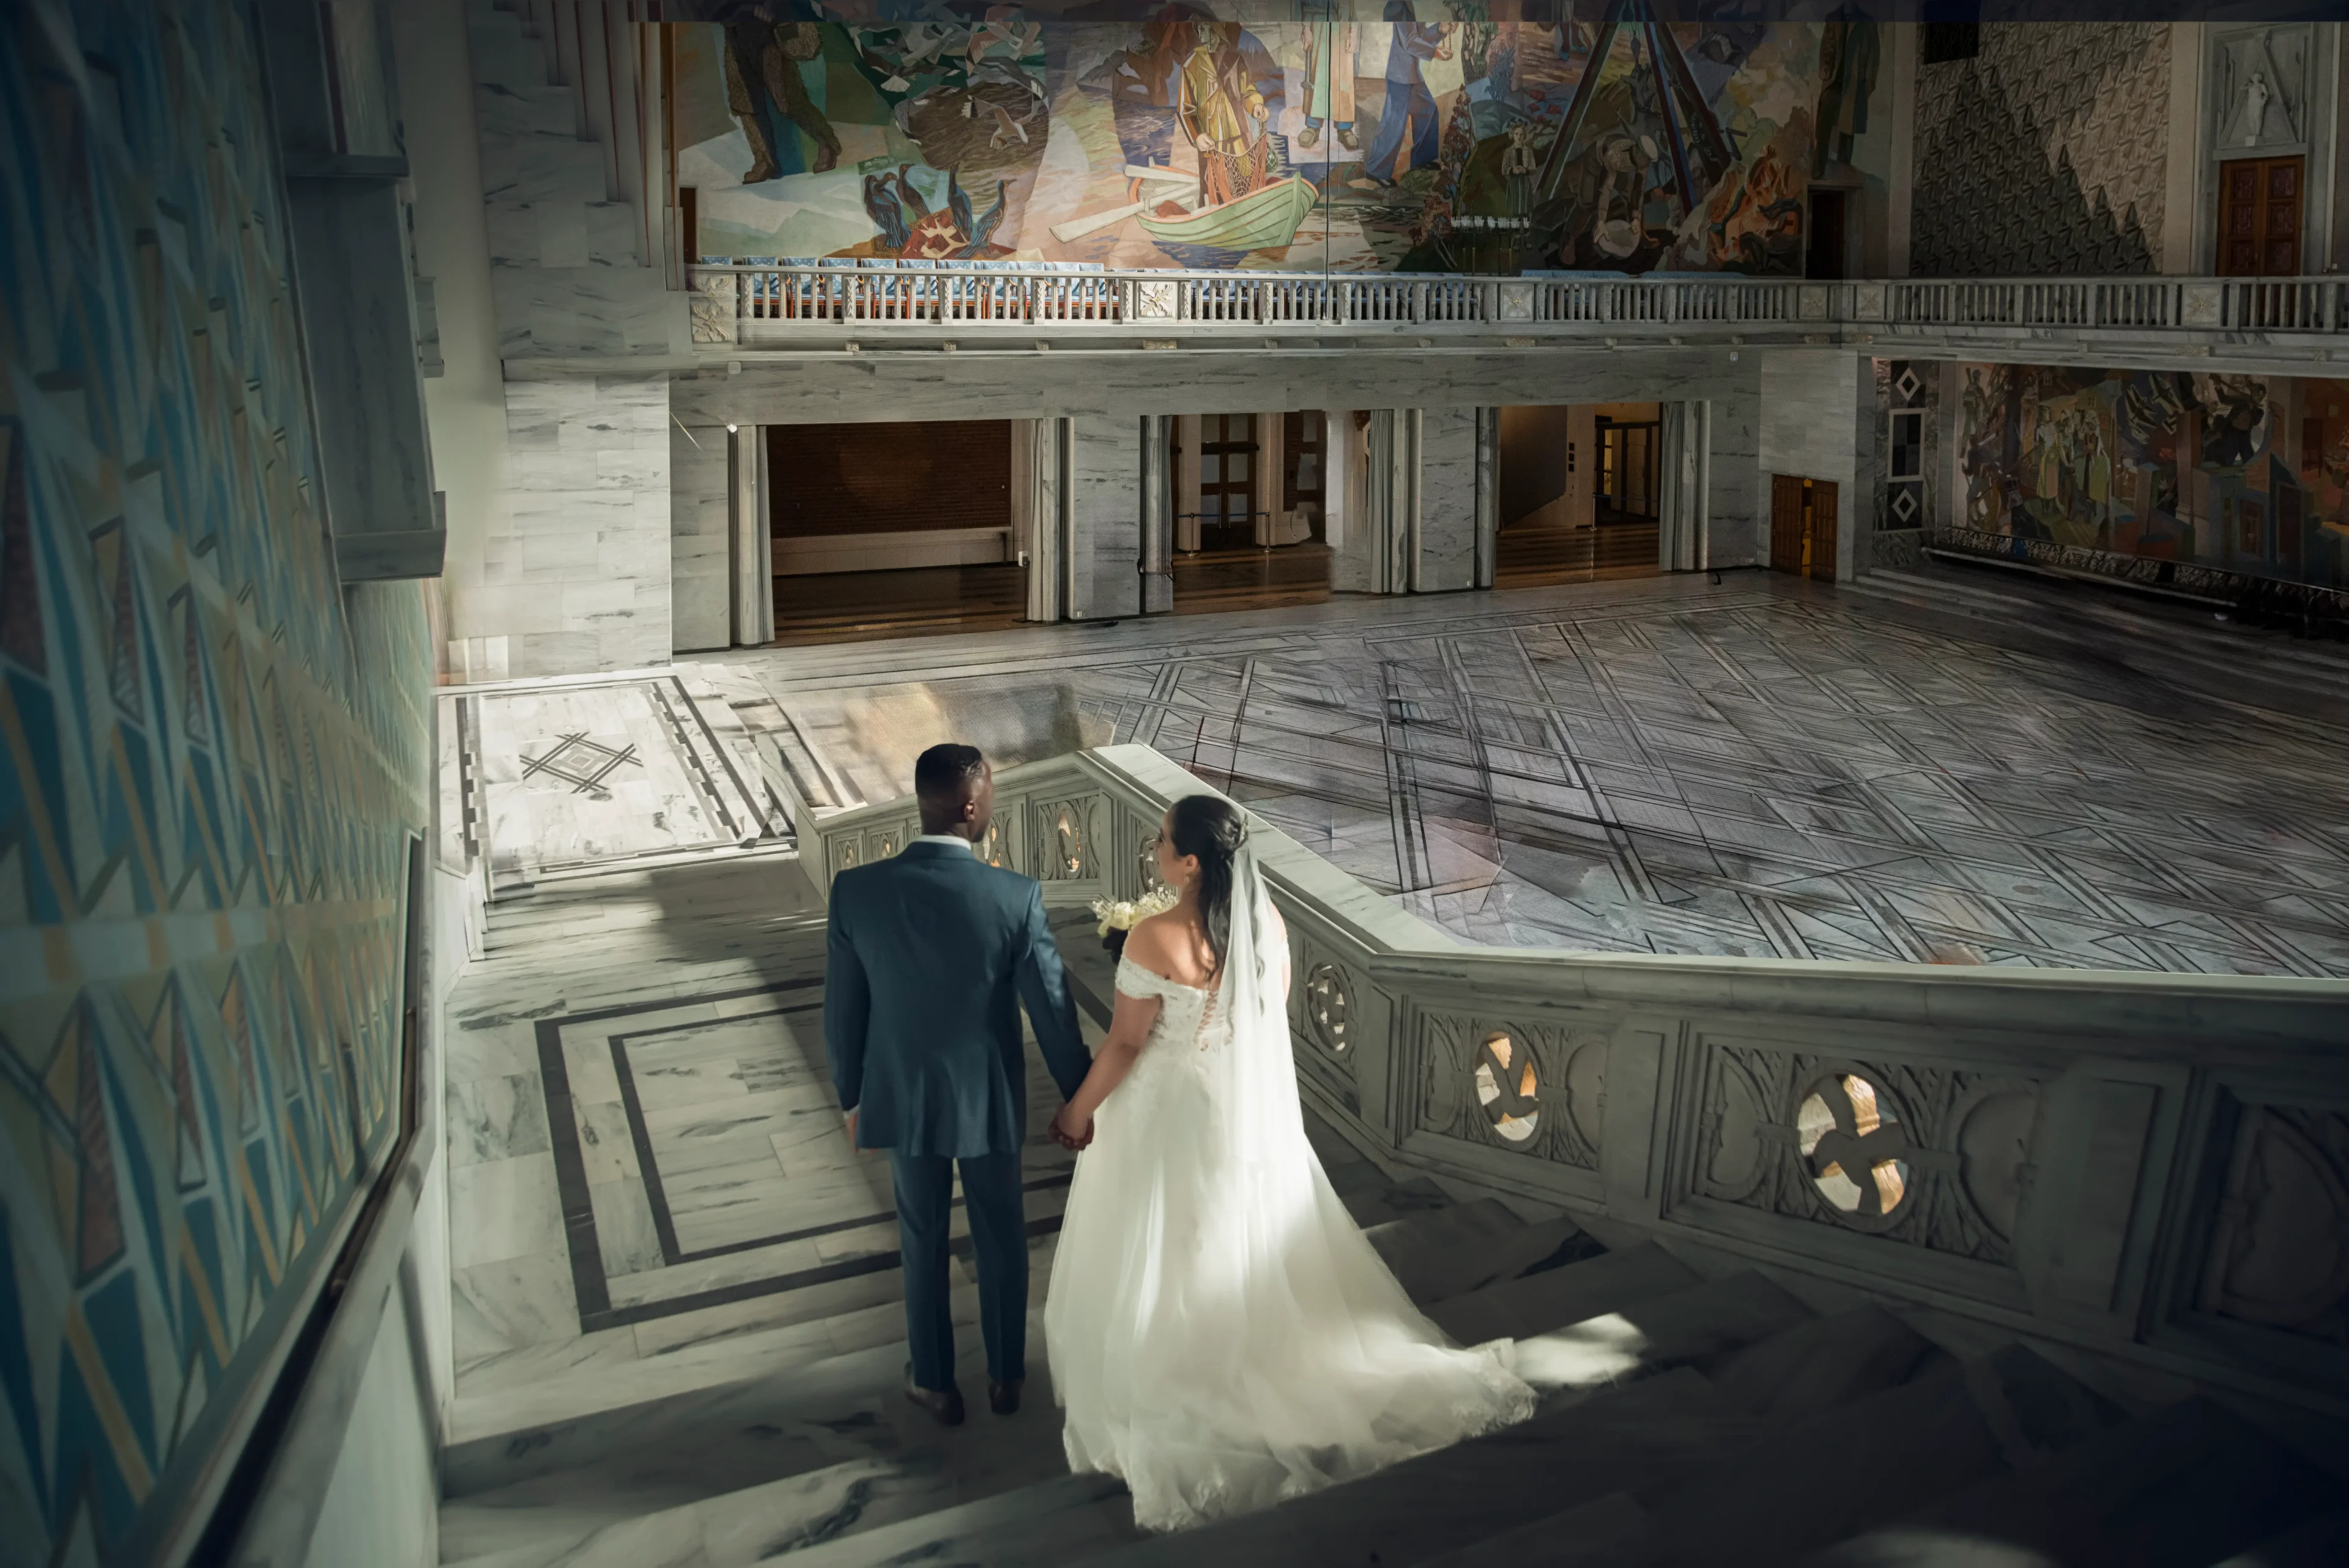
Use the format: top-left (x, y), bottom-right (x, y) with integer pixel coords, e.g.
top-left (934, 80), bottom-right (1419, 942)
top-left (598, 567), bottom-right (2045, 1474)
top-left (0, 2), bottom-right (433, 1560)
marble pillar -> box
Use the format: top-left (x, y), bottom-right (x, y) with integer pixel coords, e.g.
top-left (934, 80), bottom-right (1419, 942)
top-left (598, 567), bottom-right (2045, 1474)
top-left (1140, 415), bottom-right (1174, 613)
top-left (1022, 418), bottom-right (1064, 623)
top-left (730, 427), bottom-right (773, 646)
top-left (1474, 408), bottom-right (1499, 590)
top-left (669, 417), bottom-right (730, 652)
top-left (1658, 401), bottom-right (1712, 573)
top-left (1067, 414), bottom-right (1141, 620)
top-left (1415, 407), bottom-right (1479, 593)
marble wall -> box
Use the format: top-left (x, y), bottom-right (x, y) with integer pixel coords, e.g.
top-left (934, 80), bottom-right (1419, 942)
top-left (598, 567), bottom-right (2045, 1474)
top-left (450, 377), bottom-right (675, 678)
top-left (1417, 408), bottom-right (1481, 593)
top-left (0, 2), bottom-right (436, 1561)
top-left (671, 417), bottom-right (733, 652)
top-left (1758, 350), bottom-right (1869, 580)
top-left (1068, 415), bottom-right (1142, 621)
top-left (466, 0), bottom-right (685, 359)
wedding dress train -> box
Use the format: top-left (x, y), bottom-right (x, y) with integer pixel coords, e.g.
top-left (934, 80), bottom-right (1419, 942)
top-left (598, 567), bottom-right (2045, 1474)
top-left (1045, 852), bottom-right (1535, 1532)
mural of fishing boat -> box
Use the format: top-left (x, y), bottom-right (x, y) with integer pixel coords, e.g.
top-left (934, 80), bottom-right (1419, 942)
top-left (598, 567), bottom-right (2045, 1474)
top-left (1136, 174), bottom-right (1316, 251)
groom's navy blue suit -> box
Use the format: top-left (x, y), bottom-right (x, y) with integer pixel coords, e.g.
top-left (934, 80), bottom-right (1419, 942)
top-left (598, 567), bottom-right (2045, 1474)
top-left (823, 838), bottom-right (1091, 1392)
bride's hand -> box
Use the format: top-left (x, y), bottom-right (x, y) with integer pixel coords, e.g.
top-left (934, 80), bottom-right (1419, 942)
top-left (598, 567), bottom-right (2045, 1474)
top-left (1052, 1105), bottom-right (1094, 1151)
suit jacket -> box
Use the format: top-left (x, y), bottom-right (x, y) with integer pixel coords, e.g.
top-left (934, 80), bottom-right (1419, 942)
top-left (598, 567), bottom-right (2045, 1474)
top-left (823, 841), bottom-right (1092, 1158)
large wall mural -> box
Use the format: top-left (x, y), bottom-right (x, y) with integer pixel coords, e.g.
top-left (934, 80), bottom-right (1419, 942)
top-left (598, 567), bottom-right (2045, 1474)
top-left (1957, 363), bottom-right (2349, 592)
top-left (1, 1), bottom-right (432, 1561)
top-left (679, 4), bottom-right (1825, 275)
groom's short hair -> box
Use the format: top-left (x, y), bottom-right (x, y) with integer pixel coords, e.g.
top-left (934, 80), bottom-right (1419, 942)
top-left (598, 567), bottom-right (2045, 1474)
top-left (914, 743), bottom-right (986, 804)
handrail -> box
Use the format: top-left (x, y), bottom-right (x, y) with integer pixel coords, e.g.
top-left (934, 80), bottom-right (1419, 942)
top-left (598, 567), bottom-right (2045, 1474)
top-left (687, 264), bottom-right (2349, 344)
top-left (797, 745), bottom-right (2349, 1412)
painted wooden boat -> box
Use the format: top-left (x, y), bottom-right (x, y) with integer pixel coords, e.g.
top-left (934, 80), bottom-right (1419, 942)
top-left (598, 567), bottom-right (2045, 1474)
top-left (1136, 176), bottom-right (1316, 252)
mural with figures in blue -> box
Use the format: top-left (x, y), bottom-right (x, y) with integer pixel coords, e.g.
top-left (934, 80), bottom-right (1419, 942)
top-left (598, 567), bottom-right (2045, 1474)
top-left (677, 4), bottom-right (1846, 277)
top-left (0, 1), bottom-right (433, 1562)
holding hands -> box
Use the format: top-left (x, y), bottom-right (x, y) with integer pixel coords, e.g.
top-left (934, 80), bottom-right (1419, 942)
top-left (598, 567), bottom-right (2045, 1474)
top-left (1050, 1103), bottom-right (1094, 1151)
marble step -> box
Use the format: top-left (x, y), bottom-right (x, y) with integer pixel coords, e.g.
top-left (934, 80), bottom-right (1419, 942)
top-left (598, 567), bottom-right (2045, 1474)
top-left (2209, 1504), bottom-right (2349, 1567)
top-left (1083, 1367), bottom-right (1755, 1568)
top-left (1485, 1343), bottom-right (2125, 1568)
top-left (1502, 1270), bottom-right (1815, 1397)
top-left (1699, 1302), bottom-right (1953, 1424)
top-left (1363, 1195), bottom-right (1526, 1272)
top-left (715, 1470), bottom-right (1141, 1568)
top-left (1428, 1335), bottom-right (2132, 1568)
top-left (443, 1369), bottom-right (1089, 1568)
top-left (1423, 1241), bottom-right (1701, 1347)
top-left (1381, 1214), bottom-right (1600, 1309)
top-left (1801, 1395), bottom-right (2340, 1568)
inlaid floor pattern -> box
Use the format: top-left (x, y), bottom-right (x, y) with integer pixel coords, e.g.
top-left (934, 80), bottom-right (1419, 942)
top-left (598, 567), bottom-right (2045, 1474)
top-left (438, 855), bottom-right (2348, 1568)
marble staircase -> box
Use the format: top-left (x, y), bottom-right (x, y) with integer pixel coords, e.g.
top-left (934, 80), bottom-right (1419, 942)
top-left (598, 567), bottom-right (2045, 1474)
top-left (437, 1162), bottom-right (2347, 1567)
top-left (436, 863), bottom-right (2348, 1568)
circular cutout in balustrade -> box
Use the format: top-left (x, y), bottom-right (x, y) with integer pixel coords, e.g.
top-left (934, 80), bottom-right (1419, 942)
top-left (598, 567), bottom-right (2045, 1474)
top-left (1303, 964), bottom-right (1351, 1054)
top-left (1474, 1031), bottom-right (1540, 1145)
top-left (1797, 1072), bottom-right (1913, 1221)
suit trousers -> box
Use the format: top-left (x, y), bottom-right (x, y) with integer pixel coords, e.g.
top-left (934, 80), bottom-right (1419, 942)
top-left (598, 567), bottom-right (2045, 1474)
top-left (890, 1148), bottom-right (1027, 1391)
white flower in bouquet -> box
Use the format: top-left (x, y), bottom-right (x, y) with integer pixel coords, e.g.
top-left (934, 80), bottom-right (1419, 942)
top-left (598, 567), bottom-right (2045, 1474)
top-left (1091, 885), bottom-right (1177, 937)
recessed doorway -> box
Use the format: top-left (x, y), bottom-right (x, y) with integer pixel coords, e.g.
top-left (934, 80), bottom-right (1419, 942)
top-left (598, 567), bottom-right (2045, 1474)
top-left (1494, 403), bottom-right (1663, 587)
top-left (1171, 412), bottom-right (1332, 614)
top-left (768, 420), bottom-right (1026, 645)
top-left (1768, 474), bottom-right (1838, 581)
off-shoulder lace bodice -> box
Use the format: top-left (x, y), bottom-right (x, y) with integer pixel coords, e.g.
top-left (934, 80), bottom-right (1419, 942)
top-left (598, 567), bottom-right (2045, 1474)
top-left (1114, 954), bottom-right (1228, 1055)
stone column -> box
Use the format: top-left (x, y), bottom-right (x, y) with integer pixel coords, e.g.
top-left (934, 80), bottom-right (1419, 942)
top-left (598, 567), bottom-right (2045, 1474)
top-left (729, 425), bottom-right (771, 645)
top-left (1139, 415), bottom-right (1174, 613)
top-left (1174, 414), bottom-right (1203, 554)
top-left (1067, 414), bottom-right (1141, 620)
top-left (1474, 407), bottom-right (1498, 589)
top-left (1023, 418), bottom-right (1064, 623)
top-left (1414, 407), bottom-right (1479, 592)
top-left (1658, 401), bottom-right (1711, 574)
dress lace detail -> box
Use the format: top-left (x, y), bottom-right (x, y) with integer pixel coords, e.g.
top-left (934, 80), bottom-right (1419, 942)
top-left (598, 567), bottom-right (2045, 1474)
top-left (1048, 889), bottom-right (1537, 1534)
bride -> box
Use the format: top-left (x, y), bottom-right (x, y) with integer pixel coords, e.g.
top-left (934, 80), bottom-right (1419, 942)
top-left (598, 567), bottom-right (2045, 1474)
top-left (1044, 795), bottom-right (1536, 1533)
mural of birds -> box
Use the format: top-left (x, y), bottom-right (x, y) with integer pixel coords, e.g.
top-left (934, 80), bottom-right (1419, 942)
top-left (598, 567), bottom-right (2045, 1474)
top-left (862, 167), bottom-right (912, 255)
top-left (985, 98), bottom-right (1037, 148)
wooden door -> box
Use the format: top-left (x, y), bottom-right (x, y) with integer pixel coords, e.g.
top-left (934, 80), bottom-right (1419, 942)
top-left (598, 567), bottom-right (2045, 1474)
top-left (2219, 156), bottom-right (2304, 277)
top-left (1808, 478), bottom-right (1839, 582)
top-left (1770, 474), bottom-right (1805, 573)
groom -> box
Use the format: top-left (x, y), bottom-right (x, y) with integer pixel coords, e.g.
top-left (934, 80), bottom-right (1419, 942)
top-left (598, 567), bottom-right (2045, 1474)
top-left (823, 743), bottom-right (1092, 1425)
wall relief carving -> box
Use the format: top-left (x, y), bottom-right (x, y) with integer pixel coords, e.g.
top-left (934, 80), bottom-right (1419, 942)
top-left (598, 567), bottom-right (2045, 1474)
top-left (1693, 1042), bottom-right (2039, 1265)
top-left (2199, 1103), bottom-right (2349, 1347)
top-left (1417, 1013), bottom-right (1605, 1170)
top-left (2210, 25), bottom-right (2311, 157)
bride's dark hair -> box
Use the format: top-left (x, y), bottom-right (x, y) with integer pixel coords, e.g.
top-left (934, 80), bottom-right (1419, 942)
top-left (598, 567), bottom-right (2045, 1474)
top-left (1168, 793), bottom-right (1248, 972)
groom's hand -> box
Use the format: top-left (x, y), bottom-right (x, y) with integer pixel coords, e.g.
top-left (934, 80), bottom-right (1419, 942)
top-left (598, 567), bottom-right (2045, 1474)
top-left (844, 1109), bottom-right (858, 1146)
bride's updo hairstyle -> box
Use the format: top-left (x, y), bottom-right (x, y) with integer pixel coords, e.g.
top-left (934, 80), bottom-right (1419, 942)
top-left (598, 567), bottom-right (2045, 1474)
top-left (1168, 794), bottom-right (1248, 972)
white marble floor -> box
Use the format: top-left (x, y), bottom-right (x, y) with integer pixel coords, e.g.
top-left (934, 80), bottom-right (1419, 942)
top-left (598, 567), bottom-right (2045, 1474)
top-left (442, 573), bottom-right (2349, 975)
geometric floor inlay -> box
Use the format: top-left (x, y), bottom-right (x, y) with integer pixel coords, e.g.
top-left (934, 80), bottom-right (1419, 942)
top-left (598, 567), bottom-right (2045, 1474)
top-left (751, 579), bottom-right (2349, 977)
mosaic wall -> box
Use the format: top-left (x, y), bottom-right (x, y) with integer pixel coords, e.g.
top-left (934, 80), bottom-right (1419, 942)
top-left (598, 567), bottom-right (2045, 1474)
top-left (1956, 363), bottom-right (2349, 592)
top-left (1911, 21), bottom-right (2170, 277)
top-left (677, 5), bottom-right (1824, 275)
top-left (0, 2), bottom-right (434, 1562)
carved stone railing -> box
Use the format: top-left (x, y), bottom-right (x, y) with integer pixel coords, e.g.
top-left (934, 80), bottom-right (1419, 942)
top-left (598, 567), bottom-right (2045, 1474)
top-left (800, 745), bottom-right (2349, 1411)
top-left (689, 263), bottom-right (2349, 352)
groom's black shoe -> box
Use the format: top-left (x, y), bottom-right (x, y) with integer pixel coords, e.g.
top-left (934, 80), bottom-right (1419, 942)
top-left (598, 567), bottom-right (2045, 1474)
top-left (904, 1364), bottom-right (965, 1427)
top-left (988, 1378), bottom-right (1022, 1416)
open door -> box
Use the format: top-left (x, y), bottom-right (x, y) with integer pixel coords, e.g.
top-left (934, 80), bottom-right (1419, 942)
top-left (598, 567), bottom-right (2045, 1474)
top-left (1770, 474), bottom-right (1839, 581)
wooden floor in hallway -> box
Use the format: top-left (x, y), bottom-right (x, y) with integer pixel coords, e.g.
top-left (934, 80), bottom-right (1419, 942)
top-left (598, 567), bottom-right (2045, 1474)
top-left (1495, 519), bottom-right (1660, 588)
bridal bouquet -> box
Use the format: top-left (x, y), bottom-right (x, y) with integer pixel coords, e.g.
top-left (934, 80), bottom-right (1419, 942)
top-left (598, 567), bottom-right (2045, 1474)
top-left (1091, 886), bottom-right (1176, 959)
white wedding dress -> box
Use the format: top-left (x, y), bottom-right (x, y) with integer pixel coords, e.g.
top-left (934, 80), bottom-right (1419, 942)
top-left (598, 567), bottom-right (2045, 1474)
top-left (1045, 852), bottom-right (1535, 1533)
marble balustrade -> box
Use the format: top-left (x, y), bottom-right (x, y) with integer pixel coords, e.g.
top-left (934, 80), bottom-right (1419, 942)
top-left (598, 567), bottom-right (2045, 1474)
top-left (797, 743), bottom-right (2349, 1412)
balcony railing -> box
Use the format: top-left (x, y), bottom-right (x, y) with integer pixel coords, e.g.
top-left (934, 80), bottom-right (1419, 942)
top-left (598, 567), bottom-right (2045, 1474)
top-left (686, 262), bottom-right (2349, 345)
top-left (795, 745), bottom-right (2349, 1410)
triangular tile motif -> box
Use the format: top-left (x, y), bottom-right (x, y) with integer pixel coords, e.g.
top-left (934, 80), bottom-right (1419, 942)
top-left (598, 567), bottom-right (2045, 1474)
top-left (0, 1), bottom-right (432, 1557)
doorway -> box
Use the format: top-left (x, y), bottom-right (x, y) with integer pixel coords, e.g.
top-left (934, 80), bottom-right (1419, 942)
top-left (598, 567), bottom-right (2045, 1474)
top-left (2217, 156), bottom-right (2303, 277)
top-left (1768, 474), bottom-right (1838, 582)
top-left (1171, 412), bottom-right (1332, 614)
top-left (1806, 187), bottom-right (1847, 280)
top-left (767, 420), bottom-right (1026, 645)
top-left (1494, 403), bottom-right (1663, 587)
